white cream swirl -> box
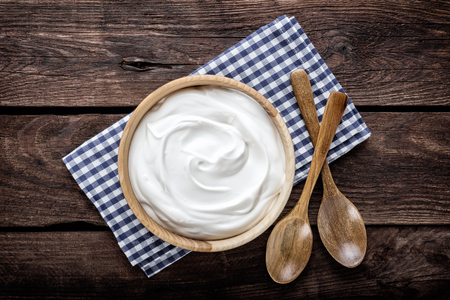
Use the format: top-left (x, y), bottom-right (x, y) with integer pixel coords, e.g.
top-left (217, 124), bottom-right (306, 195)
top-left (129, 86), bottom-right (285, 240)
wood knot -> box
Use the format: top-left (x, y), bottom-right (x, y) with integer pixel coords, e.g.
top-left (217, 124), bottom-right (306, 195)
top-left (338, 44), bottom-right (349, 55)
top-left (120, 57), bottom-right (172, 72)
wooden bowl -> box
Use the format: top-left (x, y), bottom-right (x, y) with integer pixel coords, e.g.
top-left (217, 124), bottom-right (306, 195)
top-left (118, 75), bottom-right (295, 252)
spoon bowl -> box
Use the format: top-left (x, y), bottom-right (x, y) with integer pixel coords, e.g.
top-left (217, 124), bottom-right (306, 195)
top-left (266, 217), bottom-right (313, 284)
top-left (318, 194), bottom-right (366, 267)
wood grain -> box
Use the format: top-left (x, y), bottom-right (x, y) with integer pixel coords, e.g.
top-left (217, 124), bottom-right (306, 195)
top-left (0, 112), bottom-right (449, 227)
top-left (1, 0), bottom-right (448, 37)
top-left (0, 0), bottom-right (449, 107)
top-left (0, 226), bottom-right (448, 299)
top-left (0, 114), bottom-right (125, 227)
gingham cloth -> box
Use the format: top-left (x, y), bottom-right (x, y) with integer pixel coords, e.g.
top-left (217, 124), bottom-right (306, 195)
top-left (63, 15), bottom-right (371, 277)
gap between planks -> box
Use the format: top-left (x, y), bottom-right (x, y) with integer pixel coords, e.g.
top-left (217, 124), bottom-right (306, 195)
top-left (1, 106), bottom-right (450, 115)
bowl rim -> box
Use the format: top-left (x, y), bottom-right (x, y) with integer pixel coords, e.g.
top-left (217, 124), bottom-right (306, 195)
top-left (118, 74), bottom-right (295, 252)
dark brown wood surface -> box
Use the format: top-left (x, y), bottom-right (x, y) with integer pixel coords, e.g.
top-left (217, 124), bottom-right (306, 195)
top-left (1, 226), bottom-right (449, 299)
top-left (1, 0), bottom-right (449, 299)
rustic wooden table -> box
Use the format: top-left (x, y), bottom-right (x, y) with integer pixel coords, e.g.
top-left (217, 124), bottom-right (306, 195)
top-left (1, 1), bottom-right (449, 299)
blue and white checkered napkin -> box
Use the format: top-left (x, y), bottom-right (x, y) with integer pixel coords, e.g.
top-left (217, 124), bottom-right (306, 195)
top-left (63, 15), bottom-right (370, 277)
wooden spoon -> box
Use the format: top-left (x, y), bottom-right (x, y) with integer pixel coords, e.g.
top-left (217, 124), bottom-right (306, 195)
top-left (266, 91), bottom-right (348, 284)
top-left (290, 69), bottom-right (367, 268)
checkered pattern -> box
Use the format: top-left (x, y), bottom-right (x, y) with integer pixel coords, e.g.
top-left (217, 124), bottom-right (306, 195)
top-left (63, 15), bottom-right (371, 278)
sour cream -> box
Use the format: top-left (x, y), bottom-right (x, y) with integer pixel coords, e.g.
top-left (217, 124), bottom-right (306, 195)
top-left (128, 86), bottom-right (285, 240)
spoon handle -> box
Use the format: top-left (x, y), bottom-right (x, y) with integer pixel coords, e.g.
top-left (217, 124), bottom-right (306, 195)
top-left (292, 90), bottom-right (348, 219)
top-left (291, 69), bottom-right (339, 197)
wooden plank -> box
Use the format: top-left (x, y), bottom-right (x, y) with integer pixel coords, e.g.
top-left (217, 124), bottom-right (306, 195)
top-left (0, 0), bottom-right (449, 107)
top-left (292, 112), bottom-right (450, 225)
top-left (1, 19), bottom-right (448, 71)
top-left (1, 0), bottom-right (448, 37)
top-left (0, 226), bottom-right (449, 299)
top-left (0, 112), bottom-right (449, 227)
top-left (0, 65), bottom-right (196, 107)
top-left (1, 66), bottom-right (449, 108)
top-left (0, 37), bottom-right (448, 107)
top-left (2, 66), bottom-right (448, 107)
top-left (0, 114), bottom-right (122, 227)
